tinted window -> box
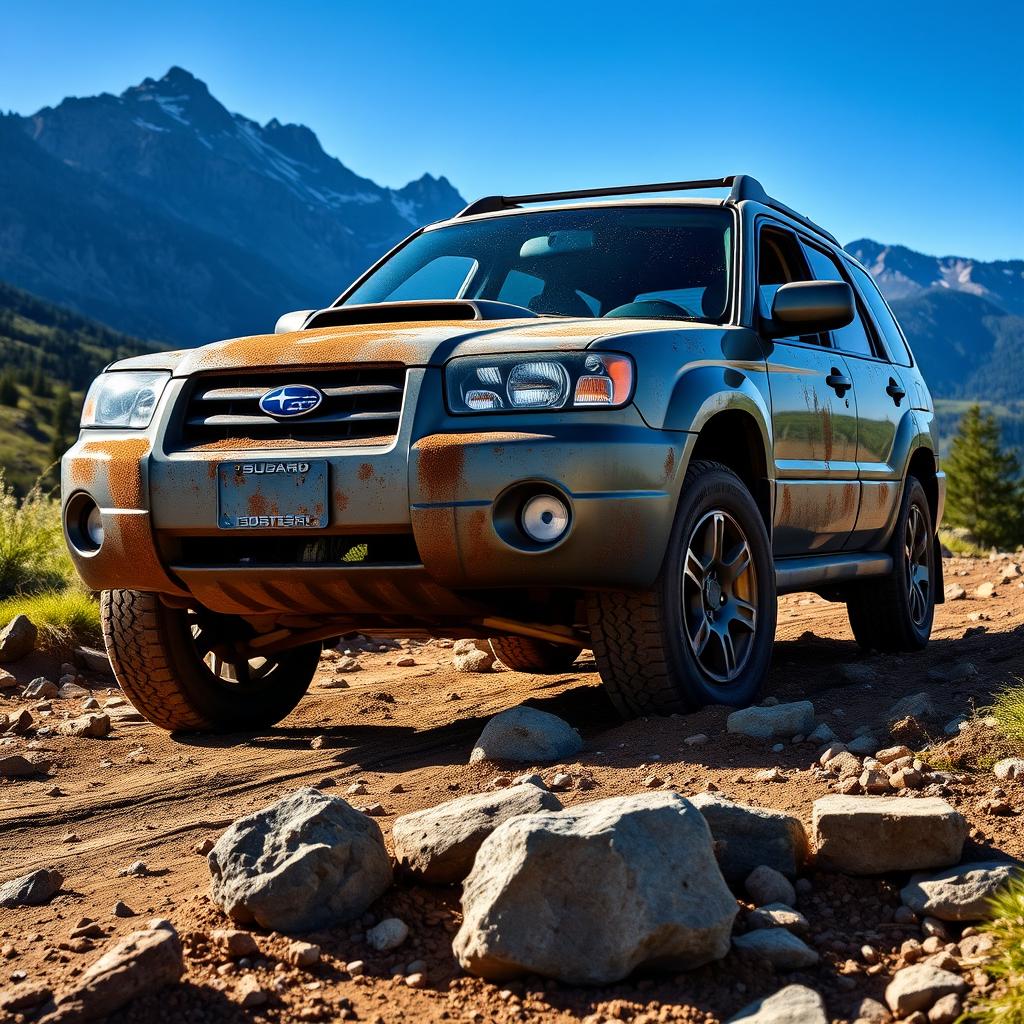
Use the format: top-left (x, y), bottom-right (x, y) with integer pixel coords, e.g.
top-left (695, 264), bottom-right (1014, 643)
top-left (799, 241), bottom-right (875, 358)
top-left (757, 226), bottom-right (820, 345)
top-left (385, 255), bottom-right (476, 302)
top-left (848, 263), bottom-right (913, 365)
top-left (344, 207), bottom-right (734, 322)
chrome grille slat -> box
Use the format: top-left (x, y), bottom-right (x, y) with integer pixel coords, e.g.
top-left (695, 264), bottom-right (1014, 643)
top-left (177, 367), bottom-right (405, 447)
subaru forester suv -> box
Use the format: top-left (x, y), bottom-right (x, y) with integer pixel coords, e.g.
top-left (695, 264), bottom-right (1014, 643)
top-left (62, 175), bottom-right (944, 733)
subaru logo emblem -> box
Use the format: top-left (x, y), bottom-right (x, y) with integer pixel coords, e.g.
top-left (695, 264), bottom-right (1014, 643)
top-left (259, 384), bottom-right (323, 418)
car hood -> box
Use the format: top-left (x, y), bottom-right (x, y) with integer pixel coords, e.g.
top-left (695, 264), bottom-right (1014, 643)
top-left (109, 317), bottom-right (721, 376)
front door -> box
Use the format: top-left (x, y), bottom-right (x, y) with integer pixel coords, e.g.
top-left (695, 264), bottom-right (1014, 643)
top-left (758, 224), bottom-right (860, 556)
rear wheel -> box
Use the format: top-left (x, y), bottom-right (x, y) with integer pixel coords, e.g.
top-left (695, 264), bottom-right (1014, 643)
top-left (488, 636), bottom-right (581, 673)
top-left (100, 590), bottom-right (320, 733)
top-left (586, 460), bottom-right (776, 717)
top-left (846, 477), bottom-right (935, 652)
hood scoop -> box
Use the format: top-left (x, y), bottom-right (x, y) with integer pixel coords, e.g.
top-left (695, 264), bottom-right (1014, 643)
top-left (302, 299), bottom-right (539, 331)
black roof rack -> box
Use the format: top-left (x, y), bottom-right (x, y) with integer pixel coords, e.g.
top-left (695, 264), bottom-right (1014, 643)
top-left (455, 174), bottom-right (838, 246)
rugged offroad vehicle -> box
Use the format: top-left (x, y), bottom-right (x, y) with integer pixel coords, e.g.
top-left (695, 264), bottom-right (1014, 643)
top-left (63, 175), bottom-right (944, 732)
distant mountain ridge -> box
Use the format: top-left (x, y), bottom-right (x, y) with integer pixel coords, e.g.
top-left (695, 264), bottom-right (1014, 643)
top-left (0, 67), bottom-right (465, 345)
top-left (846, 240), bottom-right (1024, 405)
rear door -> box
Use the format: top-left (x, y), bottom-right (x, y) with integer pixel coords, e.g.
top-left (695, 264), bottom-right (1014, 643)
top-left (758, 223), bottom-right (859, 556)
top-left (799, 241), bottom-right (907, 549)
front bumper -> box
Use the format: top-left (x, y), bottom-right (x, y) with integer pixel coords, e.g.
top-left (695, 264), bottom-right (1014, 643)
top-left (62, 369), bottom-right (689, 615)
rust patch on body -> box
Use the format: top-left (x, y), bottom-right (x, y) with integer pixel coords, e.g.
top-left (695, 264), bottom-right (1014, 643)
top-left (334, 490), bottom-right (349, 513)
top-left (416, 436), bottom-right (466, 505)
top-left (821, 407), bottom-right (834, 464)
top-left (77, 438), bottom-right (151, 508)
top-left (247, 493), bottom-right (269, 516)
top-left (357, 463), bottom-right (375, 481)
top-left (663, 447), bottom-right (676, 482)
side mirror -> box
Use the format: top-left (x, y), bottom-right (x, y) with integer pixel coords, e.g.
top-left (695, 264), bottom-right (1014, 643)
top-left (275, 309), bottom-right (315, 334)
top-left (766, 281), bottom-right (854, 337)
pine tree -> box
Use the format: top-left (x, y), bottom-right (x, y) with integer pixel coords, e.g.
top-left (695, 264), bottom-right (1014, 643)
top-left (944, 404), bottom-right (1024, 550)
top-left (0, 371), bottom-right (19, 407)
top-left (51, 387), bottom-right (73, 439)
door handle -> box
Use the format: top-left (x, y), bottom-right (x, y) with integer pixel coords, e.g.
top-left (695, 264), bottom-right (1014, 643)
top-left (886, 377), bottom-right (906, 406)
top-left (825, 368), bottom-right (852, 397)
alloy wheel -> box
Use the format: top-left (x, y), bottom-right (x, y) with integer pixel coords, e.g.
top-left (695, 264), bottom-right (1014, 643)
top-left (905, 503), bottom-right (931, 626)
top-left (187, 611), bottom-right (278, 688)
top-left (681, 510), bottom-right (758, 683)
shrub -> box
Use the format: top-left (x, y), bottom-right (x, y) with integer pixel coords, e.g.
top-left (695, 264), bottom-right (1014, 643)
top-left (992, 682), bottom-right (1024, 750)
top-left (0, 469), bottom-right (74, 597)
top-left (966, 877), bottom-right (1024, 1024)
top-left (0, 588), bottom-right (101, 654)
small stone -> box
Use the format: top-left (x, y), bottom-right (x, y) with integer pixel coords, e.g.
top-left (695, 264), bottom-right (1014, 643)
top-left (236, 975), bottom-right (269, 1007)
top-left (884, 964), bottom-right (967, 1014)
top-left (287, 941), bottom-right (321, 967)
top-left (0, 868), bottom-right (63, 908)
top-left (347, 782), bottom-right (368, 796)
top-left (120, 861), bottom-right (148, 877)
top-left (684, 733), bottom-right (709, 747)
top-left (23, 677), bottom-right (58, 699)
top-left (337, 656), bottom-right (361, 672)
top-left (404, 972), bottom-right (427, 988)
top-left (928, 994), bottom-right (962, 1024)
top-left (745, 865), bottom-right (796, 907)
top-left (346, 959), bottom-right (365, 976)
top-left (550, 772), bottom-right (572, 791)
top-left (395, 656), bottom-right (416, 667)
top-left (974, 581), bottom-right (996, 598)
top-left (727, 985), bottom-right (827, 1024)
top-left (643, 775), bottom-right (664, 788)
top-left (726, 702), bottom-right (815, 741)
top-left (901, 861), bottom-right (1022, 921)
top-left (469, 706), bottom-right (582, 764)
top-left (214, 929), bottom-right (260, 958)
top-left (0, 615), bottom-right (37, 663)
top-left (113, 900), bottom-right (136, 918)
top-left (732, 928), bottom-right (819, 969)
top-left (891, 768), bottom-right (925, 790)
top-left (848, 735), bottom-right (881, 757)
top-left (452, 639), bottom-right (495, 673)
top-left (807, 723), bottom-right (837, 744)
top-left (0, 754), bottom-right (49, 778)
top-left (58, 712), bottom-right (111, 738)
top-left (943, 584), bottom-right (966, 601)
top-left (747, 903), bottom-right (809, 934)
top-left (840, 663), bottom-right (878, 684)
top-left (367, 918), bottom-right (408, 952)
top-left (0, 982), bottom-right (53, 1013)
top-left (859, 768), bottom-right (891, 794)
top-left (876, 745), bottom-right (914, 764)
top-left (194, 838), bottom-right (215, 856)
top-left (754, 767), bottom-right (786, 783)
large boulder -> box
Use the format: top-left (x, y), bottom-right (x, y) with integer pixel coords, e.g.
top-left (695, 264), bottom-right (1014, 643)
top-left (0, 614), bottom-right (37, 663)
top-left (40, 919), bottom-right (183, 1023)
top-left (392, 782), bottom-right (563, 884)
top-left (812, 796), bottom-right (967, 875)
top-left (689, 794), bottom-right (808, 881)
top-left (726, 702), bottom-right (815, 741)
top-left (469, 706), bottom-right (582, 765)
top-left (900, 861), bottom-right (1022, 921)
top-left (0, 868), bottom-right (62, 908)
top-left (208, 788), bottom-right (392, 932)
top-left (727, 985), bottom-right (828, 1024)
top-left (453, 792), bottom-right (737, 984)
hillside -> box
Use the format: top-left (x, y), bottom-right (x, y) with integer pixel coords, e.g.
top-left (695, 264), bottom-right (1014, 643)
top-left (0, 281), bottom-right (154, 493)
top-left (0, 67), bottom-right (465, 346)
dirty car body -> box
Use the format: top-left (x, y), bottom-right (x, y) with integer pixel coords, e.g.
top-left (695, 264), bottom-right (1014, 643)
top-left (62, 175), bottom-right (945, 732)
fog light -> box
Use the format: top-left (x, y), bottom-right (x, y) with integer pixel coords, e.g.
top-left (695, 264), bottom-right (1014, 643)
top-left (84, 505), bottom-right (104, 549)
top-left (521, 494), bottom-right (570, 544)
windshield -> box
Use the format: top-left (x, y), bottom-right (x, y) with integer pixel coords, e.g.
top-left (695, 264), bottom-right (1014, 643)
top-left (342, 206), bottom-right (733, 322)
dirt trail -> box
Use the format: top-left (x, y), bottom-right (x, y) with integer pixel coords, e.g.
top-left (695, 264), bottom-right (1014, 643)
top-left (1, 555), bottom-right (1023, 1023)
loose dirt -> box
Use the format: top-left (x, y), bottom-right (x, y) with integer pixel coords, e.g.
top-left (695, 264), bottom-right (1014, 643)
top-left (1, 555), bottom-right (1022, 1023)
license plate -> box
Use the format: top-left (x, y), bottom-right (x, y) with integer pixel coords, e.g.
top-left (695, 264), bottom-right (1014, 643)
top-left (218, 460), bottom-right (328, 529)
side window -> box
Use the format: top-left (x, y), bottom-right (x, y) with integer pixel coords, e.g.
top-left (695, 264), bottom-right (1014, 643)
top-left (848, 263), bottom-right (913, 366)
top-left (757, 226), bottom-right (820, 345)
top-left (799, 241), bottom-right (875, 358)
top-left (385, 255), bottom-right (476, 302)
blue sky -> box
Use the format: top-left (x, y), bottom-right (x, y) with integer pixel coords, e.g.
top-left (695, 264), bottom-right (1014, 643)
top-left (2, 0), bottom-right (1022, 259)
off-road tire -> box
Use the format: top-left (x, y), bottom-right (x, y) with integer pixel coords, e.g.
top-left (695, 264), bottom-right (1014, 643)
top-left (100, 589), bottom-right (320, 733)
top-left (488, 636), bottom-right (581, 673)
top-left (586, 460), bottom-right (776, 717)
top-left (846, 477), bottom-right (935, 652)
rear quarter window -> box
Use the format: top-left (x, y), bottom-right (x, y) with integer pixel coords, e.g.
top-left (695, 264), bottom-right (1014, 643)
top-left (847, 262), bottom-right (913, 366)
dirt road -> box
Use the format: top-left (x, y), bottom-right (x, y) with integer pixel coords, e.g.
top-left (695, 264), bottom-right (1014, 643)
top-left (1, 555), bottom-right (1023, 1022)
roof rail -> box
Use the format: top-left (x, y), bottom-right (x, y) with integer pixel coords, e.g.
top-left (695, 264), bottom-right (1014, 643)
top-left (455, 174), bottom-right (838, 246)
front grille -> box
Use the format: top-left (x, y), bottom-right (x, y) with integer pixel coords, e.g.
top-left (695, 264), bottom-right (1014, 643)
top-left (175, 367), bottom-right (406, 448)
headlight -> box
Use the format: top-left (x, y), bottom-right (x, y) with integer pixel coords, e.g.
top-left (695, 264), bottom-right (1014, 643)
top-left (81, 371), bottom-right (170, 429)
top-left (446, 353), bottom-right (633, 414)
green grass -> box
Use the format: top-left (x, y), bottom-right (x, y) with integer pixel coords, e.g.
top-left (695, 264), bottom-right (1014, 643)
top-left (964, 878), bottom-right (1024, 1024)
top-left (991, 682), bottom-right (1024, 750)
top-left (0, 469), bottom-right (75, 598)
top-left (940, 527), bottom-right (991, 558)
top-left (0, 587), bottom-right (101, 654)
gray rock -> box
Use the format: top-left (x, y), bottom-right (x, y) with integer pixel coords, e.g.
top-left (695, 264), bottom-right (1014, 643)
top-left (727, 985), bottom-right (827, 1024)
top-left (745, 865), bottom-right (797, 907)
top-left (366, 918), bottom-right (408, 951)
top-left (993, 758), bottom-right (1024, 781)
top-left (208, 788), bottom-right (392, 932)
top-left (72, 646), bottom-right (114, 676)
top-left (392, 782), bottom-right (563, 883)
top-left (732, 928), bottom-right (819, 969)
top-left (41, 919), bottom-right (183, 1022)
top-left (453, 792), bottom-right (736, 984)
top-left (0, 754), bottom-right (49, 779)
top-left (726, 701), bottom-right (815, 741)
top-left (0, 614), bottom-right (37, 663)
top-left (0, 669), bottom-right (16, 690)
top-left (884, 964), bottom-right (967, 1014)
top-left (23, 677), bottom-right (58, 699)
top-left (886, 692), bottom-right (939, 724)
top-left (747, 903), bottom-right (809, 934)
top-left (900, 861), bottom-right (1022, 921)
top-left (806, 722), bottom-right (837, 744)
top-left (847, 734), bottom-right (881, 756)
top-left (0, 868), bottom-right (63, 908)
top-left (840, 663), bottom-right (878, 684)
top-left (469, 706), bottom-right (582, 765)
top-left (58, 713), bottom-right (110, 738)
top-left (812, 796), bottom-right (967, 875)
top-left (689, 794), bottom-right (808, 882)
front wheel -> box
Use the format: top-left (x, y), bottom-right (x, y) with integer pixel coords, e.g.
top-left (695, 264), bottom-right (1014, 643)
top-left (846, 477), bottom-right (935, 652)
top-left (586, 460), bottom-right (777, 717)
top-left (100, 590), bottom-right (321, 733)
